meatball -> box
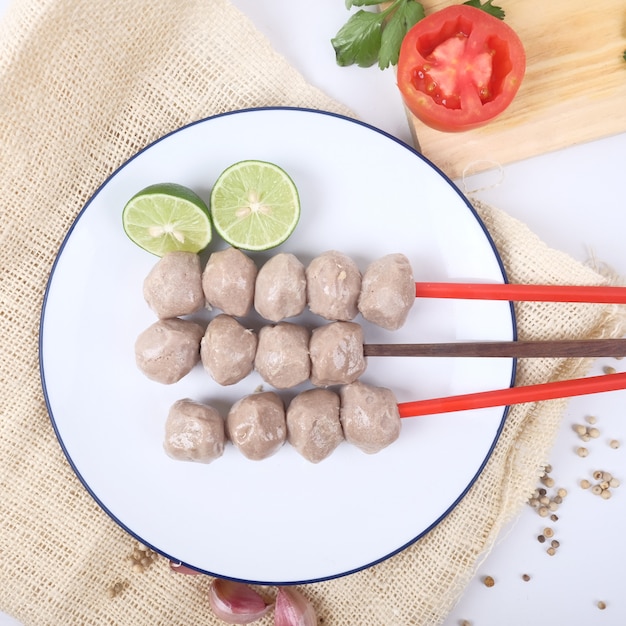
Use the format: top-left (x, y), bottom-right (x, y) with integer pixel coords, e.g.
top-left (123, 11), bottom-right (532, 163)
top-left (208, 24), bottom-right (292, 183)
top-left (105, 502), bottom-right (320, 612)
top-left (309, 321), bottom-right (366, 386)
top-left (358, 253), bottom-right (414, 330)
top-left (286, 389), bottom-right (343, 463)
top-left (143, 251), bottom-right (204, 319)
top-left (254, 322), bottom-right (310, 389)
top-left (254, 253), bottom-right (307, 322)
top-left (200, 314), bottom-right (257, 386)
top-left (340, 381), bottom-right (401, 454)
top-left (306, 250), bottom-right (361, 321)
top-left (202, 247), bottom-right (257, 317)
top-left (134, 318), bottom-right (204, 384)
top-left (226, 391), bottom-right (286, 460)
top-left (164, 399), bottom-right (225, 463)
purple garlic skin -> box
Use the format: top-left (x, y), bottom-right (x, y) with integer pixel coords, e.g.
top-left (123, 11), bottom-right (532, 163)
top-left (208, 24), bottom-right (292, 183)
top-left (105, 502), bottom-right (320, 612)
top-left (358, 253), bottom-right (414, 330)
top-left (143, 251), bottom-right (204, 319)
top-left (134, 318), bottom-right (204, 384)
top-left (208, 578), bottom-right (273, 624)
top-left (275, 586), bottom-right (317, 626)
top-left (306, 250), bottom-right (361, 321)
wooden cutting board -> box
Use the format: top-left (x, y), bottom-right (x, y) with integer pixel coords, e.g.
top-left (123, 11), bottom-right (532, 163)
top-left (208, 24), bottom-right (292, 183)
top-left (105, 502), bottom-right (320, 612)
top-left (403, 0), bottom-right (626, 179)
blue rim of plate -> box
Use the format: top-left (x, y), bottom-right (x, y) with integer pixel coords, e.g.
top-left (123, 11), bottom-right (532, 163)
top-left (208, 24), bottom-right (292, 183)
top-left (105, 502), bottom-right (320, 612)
top-left (39, 106), bottom-right (517, 585)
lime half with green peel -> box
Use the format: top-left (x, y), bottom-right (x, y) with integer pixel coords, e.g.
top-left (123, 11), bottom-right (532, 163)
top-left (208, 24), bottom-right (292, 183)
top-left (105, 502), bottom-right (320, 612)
top-left (210, 160), bottom-right (300, 251)
top-left (122, 182), bottom-right (212, 256)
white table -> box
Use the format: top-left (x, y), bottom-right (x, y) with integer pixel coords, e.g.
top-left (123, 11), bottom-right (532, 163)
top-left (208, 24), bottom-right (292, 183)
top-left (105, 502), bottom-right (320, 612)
top-left (2, 1), bottom-right (625, 624)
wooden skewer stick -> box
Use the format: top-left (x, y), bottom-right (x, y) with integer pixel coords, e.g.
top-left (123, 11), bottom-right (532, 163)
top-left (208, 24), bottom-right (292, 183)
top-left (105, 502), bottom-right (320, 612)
top-left (415, 282), bottom-right (626, 304)
top-left (363, 338), bottom-right (626, 359)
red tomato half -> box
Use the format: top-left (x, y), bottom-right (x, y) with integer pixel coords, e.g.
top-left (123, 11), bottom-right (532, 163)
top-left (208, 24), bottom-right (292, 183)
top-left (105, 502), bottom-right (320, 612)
top-left (397, 5), bottom-right (526, 132)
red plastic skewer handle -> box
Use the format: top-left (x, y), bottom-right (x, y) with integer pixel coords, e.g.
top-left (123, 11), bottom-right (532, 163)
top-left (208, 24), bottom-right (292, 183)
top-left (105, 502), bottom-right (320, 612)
top-left (415, 282), bottom-right (626, 304)
top-left (398, 371), bottom-right (626, 418)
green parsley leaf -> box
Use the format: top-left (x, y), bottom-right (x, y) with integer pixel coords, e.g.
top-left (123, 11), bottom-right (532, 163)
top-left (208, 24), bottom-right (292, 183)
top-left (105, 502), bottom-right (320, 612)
top-left (332, 0), bottom-right (425, 69)
top-left (331, 9), bottom-right (383, 67)
top-left (463, 0), bottom-right (505, 20)
top-left (379, 0), bottom-right (425, 68)
top-left (346, 0), bottom-right (386, 7)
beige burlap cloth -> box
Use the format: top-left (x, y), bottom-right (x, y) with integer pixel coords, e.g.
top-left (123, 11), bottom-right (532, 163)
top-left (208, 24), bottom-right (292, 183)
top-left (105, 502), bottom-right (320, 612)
top-left (1, 1), bottom-right (625, 624)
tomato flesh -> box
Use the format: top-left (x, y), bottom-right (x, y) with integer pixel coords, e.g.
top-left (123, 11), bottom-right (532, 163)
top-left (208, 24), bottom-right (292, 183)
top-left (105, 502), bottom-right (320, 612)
top-left (397, 6), bottom-right (525, 132)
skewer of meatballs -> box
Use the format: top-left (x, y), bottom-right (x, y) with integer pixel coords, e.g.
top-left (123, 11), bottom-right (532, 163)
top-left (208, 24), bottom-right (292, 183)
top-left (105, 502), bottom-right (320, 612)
top-left (135, 247), bottom-right (414, 385)
top-left (134, 247), bottom-right (415, 464)
top-left (164, 380), bottom-right (400, 465)
top-left (141, 246), bottom-right (415, 327)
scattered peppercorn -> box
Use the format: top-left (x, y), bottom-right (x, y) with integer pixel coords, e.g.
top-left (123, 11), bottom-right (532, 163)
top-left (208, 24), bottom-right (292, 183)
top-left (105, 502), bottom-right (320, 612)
top-left (573, 424), bottom-right (587, 436)
top-left (583, 469), bottom-right (621, 499)
top-left (522, 574), bottom-right (531, 582)
top-left (107, 580), bottom-right (129, 598)
top-left (128, 543), bottom-right (158, 574)
top-left (483, 575), bottom-right (495, 588)
top-left (528, 468), bottom-right (568, 519)
top-left (597, 601), bottom-right (607, 610)
top-left (610, 439), bottom-right (620, 449)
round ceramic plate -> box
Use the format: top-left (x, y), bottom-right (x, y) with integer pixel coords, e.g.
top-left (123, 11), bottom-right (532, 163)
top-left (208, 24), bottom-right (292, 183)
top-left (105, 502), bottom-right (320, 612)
top-left (40, 107), bottom-right (516, 585)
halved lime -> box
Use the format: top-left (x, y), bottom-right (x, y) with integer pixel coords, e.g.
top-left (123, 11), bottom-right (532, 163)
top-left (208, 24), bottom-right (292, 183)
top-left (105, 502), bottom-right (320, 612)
top-left (210, 160), bottom-right (300, 251)
top-left (122, 183), bottom-right (212, 256)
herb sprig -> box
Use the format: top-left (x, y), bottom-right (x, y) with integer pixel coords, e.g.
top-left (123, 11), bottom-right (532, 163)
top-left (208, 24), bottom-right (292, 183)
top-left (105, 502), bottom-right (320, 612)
top-left (462, 0), bottom-right (505, 20)
top-left (331, 0), bottom-right (505, 69)
top-left (332, 0), bottom-right (425, 69)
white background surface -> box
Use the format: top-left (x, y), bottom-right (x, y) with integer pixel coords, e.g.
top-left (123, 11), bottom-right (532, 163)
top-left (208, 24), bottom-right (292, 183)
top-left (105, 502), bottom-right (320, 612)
top-left (2, 0), bottom-right (626, 624)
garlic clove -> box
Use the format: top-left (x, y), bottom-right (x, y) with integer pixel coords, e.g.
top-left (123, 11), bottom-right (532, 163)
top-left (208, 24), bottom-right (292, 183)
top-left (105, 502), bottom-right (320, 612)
top-left (274, 586), bottom-right (317, 626)
top-left (209, 578), bottom-right (273, 624)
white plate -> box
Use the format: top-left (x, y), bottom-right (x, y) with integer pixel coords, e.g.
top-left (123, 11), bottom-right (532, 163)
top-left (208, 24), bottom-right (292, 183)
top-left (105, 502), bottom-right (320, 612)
top-left (40, 108), bottom-right (516, 585)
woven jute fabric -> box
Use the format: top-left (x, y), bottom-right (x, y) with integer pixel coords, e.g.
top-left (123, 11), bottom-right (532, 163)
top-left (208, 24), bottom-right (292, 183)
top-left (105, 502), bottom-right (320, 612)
top-left (1, 1), bottom-right (625, 625)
